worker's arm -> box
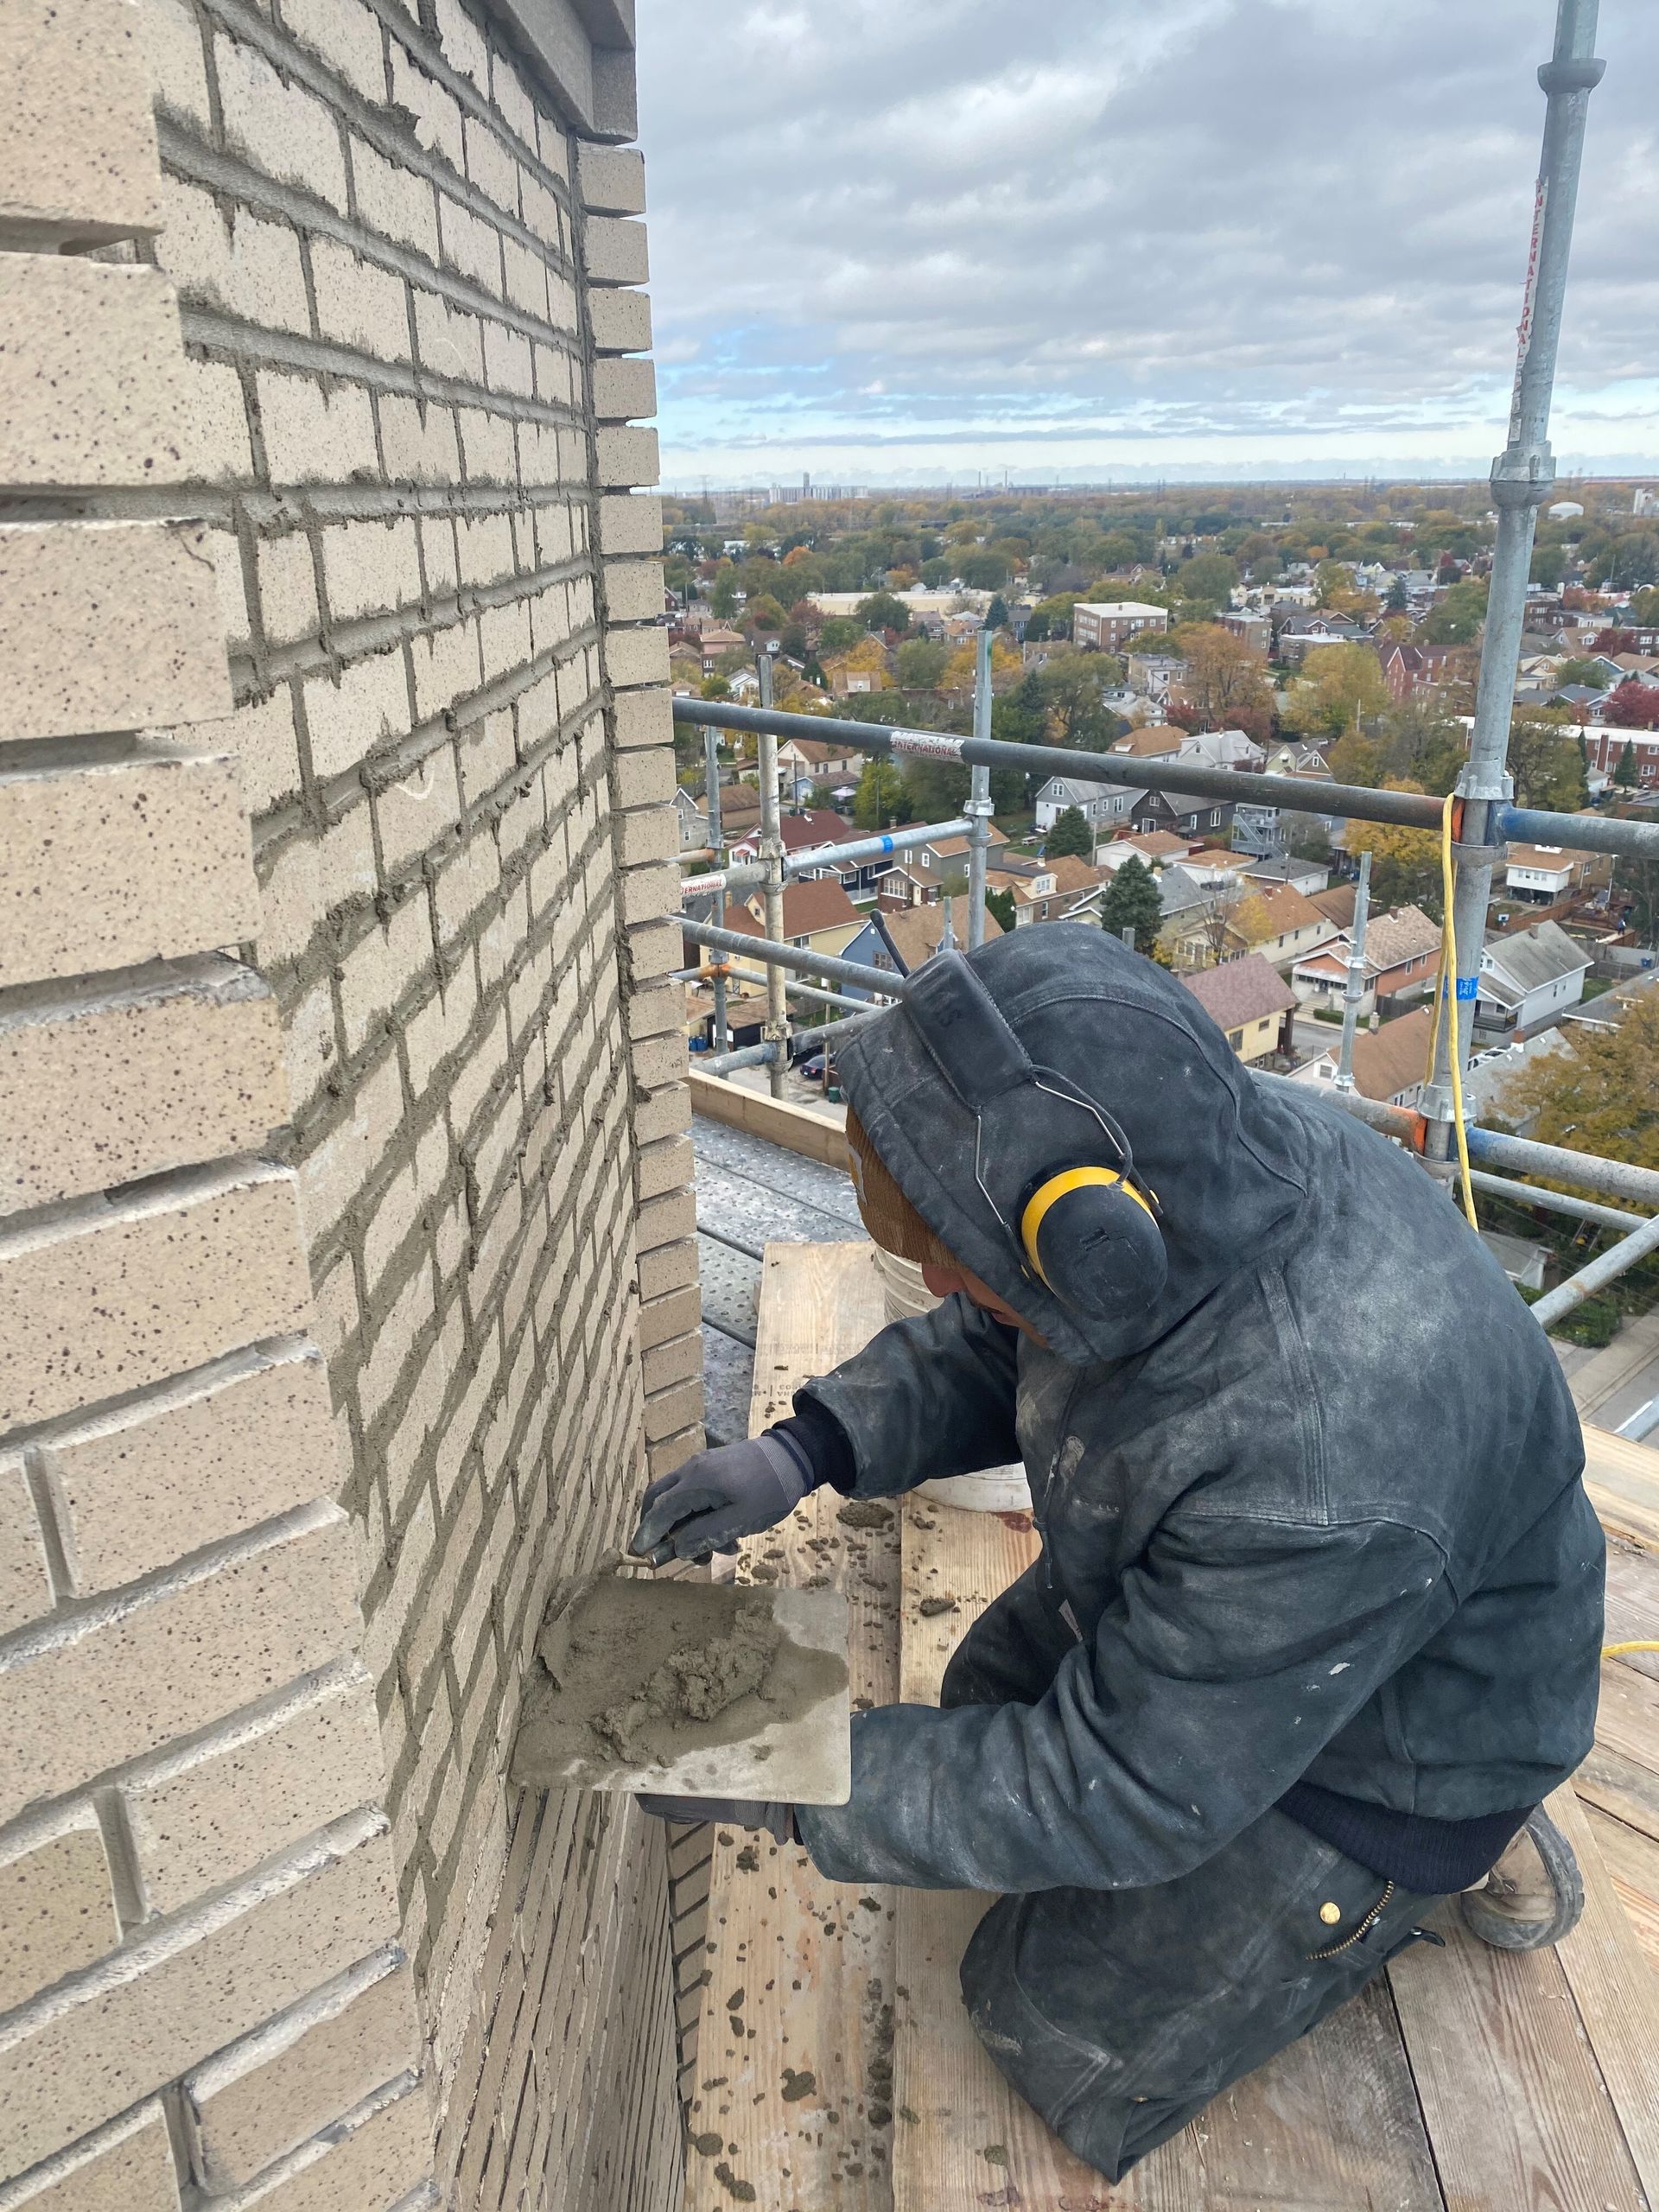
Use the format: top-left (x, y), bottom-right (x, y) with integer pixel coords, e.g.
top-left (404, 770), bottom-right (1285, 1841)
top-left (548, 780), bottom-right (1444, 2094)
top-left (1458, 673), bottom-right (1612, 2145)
top-left (795, 1508), bottom-right (1455, 1892)
top-left (793, 1292), bottom-right (1022, 1497)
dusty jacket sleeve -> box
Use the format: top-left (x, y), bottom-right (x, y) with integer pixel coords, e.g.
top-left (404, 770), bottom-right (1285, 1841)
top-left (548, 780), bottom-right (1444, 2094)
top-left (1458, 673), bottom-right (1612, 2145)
top-left (796, 1508), bottom-right (1455, 1892)
top-left (795, 1293), bottom-right (1021, 1499)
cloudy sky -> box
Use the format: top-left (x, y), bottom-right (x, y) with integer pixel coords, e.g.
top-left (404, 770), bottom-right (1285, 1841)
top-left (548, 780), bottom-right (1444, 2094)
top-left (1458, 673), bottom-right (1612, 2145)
top-left (632, 0), bottom-right (1659, 487)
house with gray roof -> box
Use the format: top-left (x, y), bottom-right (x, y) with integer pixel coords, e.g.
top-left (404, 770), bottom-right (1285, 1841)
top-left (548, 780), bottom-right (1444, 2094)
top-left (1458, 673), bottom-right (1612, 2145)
top-left (1476, 918), bottom-right (1592, 1037)
top-left (1032, 773), bottom-right (1143, 840)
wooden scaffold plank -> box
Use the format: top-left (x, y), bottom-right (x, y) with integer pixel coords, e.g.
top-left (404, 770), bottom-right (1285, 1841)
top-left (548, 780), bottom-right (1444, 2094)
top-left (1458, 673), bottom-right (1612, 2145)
top-left (891, 1502), bottom-right (1445, 2212)
top-left (684, 1241), bottom-right (899, 2212)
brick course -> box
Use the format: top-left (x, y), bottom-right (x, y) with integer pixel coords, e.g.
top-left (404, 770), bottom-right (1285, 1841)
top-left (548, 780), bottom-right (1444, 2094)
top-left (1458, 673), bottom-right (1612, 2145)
top-left (0, 1), bottom-right (691, 2205)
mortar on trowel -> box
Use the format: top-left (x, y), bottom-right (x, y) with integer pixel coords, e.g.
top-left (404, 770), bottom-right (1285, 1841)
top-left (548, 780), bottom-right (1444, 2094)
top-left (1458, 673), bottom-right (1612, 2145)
top-left (509, 1551), bottom-right (852, 1804)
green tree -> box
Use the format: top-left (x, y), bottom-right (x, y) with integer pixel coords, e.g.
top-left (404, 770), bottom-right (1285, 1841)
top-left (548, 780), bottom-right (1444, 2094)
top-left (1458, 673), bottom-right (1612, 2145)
top-left (1555, 656), bottom-right (1611, 690)
top-left (1588, 535), bottom-right (1659, 591)
top-left (1384, 575), bottom-right (1409, 613)
top-left (1628, 587), bottom-right (1659, 626)
top-left (992, 671), bottom-right (1047, 748)
top-left (958, 549), bottom-right (1012, 590)
top-left (856, 590), bottom-right (911, 636)
top-left (709, 570), bottom-right (740, 619)
top-left (1174, 553), bottom-right (1238, 611)
top-left (1420, 576), bottom-right (1488, 645)
top-left (817, 616), bottom-right (862, 655)
top-left (1098, 856), bottom-right (1163, 955)
top-left (746, 593), bottom-right (787, 632)
top-left (1530, 543), bottom-right (1567, 588)
top-left (1506, 710), bottom-right (1590, 810)
top-left (1046, 804), bottom-right (1092, 858)
top-left (985, 885), bottom-right (1017, 934)
top-left (985, 594), bottom-right (1011, 630)
top-left (854, 757), bottom-right (908, 830)
top-left (1615, 738), bottom-right (1638, 790)
top-left (895, 636), bottom-right (950, 690)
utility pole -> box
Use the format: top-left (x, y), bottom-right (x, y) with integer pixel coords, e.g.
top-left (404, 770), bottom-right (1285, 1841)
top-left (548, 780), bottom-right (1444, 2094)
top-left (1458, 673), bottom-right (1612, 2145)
top-left (1421, 0), bottom-right (1604, 1170)
top-left (966, 623), bottom-right (995, 949)
top-left (757, 644), bottom-right (788, 1099)
top-left (703, 727), bottom-right (728, 1054)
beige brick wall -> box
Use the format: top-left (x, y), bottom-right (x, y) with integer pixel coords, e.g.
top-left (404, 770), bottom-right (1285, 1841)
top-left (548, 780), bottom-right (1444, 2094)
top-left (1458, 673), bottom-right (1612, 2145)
top-left (1, 0), bottom-right (696, 2206)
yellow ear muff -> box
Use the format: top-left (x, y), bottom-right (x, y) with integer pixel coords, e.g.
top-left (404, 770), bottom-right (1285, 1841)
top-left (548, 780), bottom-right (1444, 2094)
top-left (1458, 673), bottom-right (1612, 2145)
top-left (1020, 1166), bottom-right (1157, 1289)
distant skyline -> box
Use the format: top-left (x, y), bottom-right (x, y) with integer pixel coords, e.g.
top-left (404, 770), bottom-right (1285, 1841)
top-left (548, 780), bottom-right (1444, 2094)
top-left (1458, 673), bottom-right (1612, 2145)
top-left (633, 1), bottom-right (1659, 490)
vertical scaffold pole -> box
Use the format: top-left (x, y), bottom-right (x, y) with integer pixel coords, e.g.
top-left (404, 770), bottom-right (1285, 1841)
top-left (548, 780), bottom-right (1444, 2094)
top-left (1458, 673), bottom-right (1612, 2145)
top-left (703, 726), bottom-right (728, 1054)
top-left (757, 647), bottom-right (788, 1097)
top-left (967, 624), bottom-right (995, 950)
top-left (1334, 849), bottom-right (1372, 1094)
top-left (1421, 0), bottom-right (1604, 1166)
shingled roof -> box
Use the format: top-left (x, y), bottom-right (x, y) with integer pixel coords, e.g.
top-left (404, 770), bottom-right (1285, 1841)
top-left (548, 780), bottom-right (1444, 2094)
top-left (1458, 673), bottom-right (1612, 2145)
top-left (1181, 954), bottom-right (1296, 1031)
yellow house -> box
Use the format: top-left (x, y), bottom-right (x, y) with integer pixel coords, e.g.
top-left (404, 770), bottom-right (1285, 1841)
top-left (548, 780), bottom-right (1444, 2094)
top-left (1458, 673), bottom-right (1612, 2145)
top-left (1180, 954), bottom-right (1297, 1065)
top-left (718, 879), bottom-right (867, 987)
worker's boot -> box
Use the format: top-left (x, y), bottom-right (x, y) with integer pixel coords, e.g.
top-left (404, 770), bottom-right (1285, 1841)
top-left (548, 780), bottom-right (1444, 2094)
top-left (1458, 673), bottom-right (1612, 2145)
top-left (1459, 1807), bottom-right (1584, 1950)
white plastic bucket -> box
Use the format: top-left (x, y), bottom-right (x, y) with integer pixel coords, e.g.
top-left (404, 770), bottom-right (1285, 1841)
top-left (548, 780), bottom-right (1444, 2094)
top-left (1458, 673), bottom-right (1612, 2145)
top-left (873, 1250), bottom-right (1033, 1514)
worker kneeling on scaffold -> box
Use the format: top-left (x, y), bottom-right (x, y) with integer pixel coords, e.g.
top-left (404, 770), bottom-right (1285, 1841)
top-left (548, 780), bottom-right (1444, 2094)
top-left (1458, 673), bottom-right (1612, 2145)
top-left (629, 924), bottom-right (1604, 2184)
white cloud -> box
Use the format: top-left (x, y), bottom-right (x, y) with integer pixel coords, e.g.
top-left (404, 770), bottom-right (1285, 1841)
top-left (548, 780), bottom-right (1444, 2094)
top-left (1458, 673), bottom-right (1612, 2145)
top-left (634, 0), bottom-right (1659, 483)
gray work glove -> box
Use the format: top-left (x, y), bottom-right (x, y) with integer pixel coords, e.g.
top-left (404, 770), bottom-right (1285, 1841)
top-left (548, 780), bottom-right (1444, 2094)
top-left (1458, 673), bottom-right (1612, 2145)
top-left (628, 1433), bottom-right (813, 1566)
top-left (639, 1794), bottom-right (798, 1845)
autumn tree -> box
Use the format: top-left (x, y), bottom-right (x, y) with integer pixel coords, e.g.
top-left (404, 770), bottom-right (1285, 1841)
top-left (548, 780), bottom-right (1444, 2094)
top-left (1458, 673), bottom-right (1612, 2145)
top-left (940, 633), bottom-right (1021, 690)
top-left (1027, 657), bottom-right (1110, 752)
top-left (1343, 779), bottom-right (1444, 915)
top-left (1173, 626), bottom-right (1274, 738)
top-left (1604, 683), bottom-right (1659, 731)
top-left (1281, 643), bottom-right (1389, 741)
top-left (1491, 995), bottom-right (1659, 1185)
top-left (1226, 892), bottom-right (1278, 954)
top-left (823, 635), bottom-right (891, 690)
top-left (746, 593), bottom-right (788, 632)
top-left (1098, 856), bottom-right (1164, 955)
top-left (1045, 805), bottom-right (1093, 858)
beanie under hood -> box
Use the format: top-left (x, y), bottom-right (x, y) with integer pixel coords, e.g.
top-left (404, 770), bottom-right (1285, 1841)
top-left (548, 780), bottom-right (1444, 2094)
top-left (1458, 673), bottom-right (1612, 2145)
top-left (833, 925), bottom-right (1310, 1364)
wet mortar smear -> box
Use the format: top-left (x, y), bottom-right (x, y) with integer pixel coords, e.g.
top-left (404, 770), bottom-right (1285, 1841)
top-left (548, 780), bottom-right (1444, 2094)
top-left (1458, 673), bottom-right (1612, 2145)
top-left (512, 1574), bottom-right (847, 1778)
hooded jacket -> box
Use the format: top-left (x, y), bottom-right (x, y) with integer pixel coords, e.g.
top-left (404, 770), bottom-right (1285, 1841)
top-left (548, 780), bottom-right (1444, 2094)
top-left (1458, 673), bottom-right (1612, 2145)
top-left (793, 925), bottom-right (1603, 1894)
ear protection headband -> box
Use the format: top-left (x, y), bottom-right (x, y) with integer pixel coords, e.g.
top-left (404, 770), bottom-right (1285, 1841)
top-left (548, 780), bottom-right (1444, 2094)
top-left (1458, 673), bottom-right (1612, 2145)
top-left (899, 953), bottom-right (1167, 1324)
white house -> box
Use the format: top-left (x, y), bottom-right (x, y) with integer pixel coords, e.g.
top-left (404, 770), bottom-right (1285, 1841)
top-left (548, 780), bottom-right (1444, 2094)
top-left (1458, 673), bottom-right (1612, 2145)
top-left (1033, 774), bottom-right (1142, 838)
top-left (1476, 918), bottom-right (1592, 1036)
top-left (1504, 842), bottom-right (1575, 902)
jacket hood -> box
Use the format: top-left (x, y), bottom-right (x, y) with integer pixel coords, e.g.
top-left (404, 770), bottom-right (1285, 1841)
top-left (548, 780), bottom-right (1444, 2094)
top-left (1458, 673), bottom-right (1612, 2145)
top-left (835, 924), bottom-right (1309, 1363)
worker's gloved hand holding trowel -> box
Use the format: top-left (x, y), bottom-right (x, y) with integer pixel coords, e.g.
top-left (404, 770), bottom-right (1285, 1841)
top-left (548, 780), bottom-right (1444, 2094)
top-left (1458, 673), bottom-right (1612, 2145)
top-left (628, 1432), bottom-right (815, 1565)
top-left (638, 1793), bottom-right (798, 1843)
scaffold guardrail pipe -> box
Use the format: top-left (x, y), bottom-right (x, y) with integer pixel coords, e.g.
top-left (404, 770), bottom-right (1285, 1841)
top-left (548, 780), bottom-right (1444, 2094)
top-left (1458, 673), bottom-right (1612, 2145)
top-left (672, 698), bottom-right (1659, 863)
top-left (678, 816), bottom-right (972, 903)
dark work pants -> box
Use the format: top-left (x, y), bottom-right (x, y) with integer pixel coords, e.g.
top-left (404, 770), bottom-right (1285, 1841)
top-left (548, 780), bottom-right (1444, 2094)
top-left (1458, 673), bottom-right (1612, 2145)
top-left (941, 1563), bottom-right (1443, 2183)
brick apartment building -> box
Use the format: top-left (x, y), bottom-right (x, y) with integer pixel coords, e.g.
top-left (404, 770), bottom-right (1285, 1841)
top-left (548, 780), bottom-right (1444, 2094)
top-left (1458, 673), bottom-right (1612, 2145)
top-left (1585, 726), bottom-right (1659, 787)
top-left (1072, 600), bottom-right (1169, 652)
top-left (0, 5), bottom-right (693, 2209)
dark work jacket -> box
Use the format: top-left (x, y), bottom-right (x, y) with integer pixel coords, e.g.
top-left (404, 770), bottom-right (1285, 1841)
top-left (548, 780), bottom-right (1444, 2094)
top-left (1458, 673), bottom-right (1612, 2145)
top-left (793, 925), bottom-right (1603, 1894)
